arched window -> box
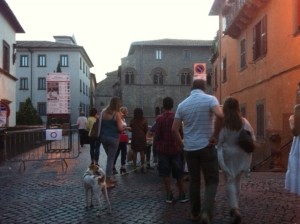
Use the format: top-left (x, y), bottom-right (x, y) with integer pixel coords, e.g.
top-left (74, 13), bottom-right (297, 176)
top-left (153, 69), bottom-right (163, 85)
top-left (125, 70), bottom-right (134, 85)
top-left (180, 71), bottom-right (192, 85)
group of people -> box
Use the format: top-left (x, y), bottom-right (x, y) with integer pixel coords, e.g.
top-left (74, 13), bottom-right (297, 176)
top-left (76, 97), bottom-right (156, 189)
top-left (76, 77), bottom-right (300, 224)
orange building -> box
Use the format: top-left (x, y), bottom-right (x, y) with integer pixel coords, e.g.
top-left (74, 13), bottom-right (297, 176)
top-left (209, 0), bottom-right (300, 169)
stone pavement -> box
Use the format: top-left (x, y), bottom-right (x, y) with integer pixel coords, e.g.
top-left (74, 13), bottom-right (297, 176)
top-left (0, 145), bottom-right (300, 224)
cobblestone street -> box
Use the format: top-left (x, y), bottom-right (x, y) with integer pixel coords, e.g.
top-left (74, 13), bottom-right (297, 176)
top-left (0, 145), bottom-right (300, 224)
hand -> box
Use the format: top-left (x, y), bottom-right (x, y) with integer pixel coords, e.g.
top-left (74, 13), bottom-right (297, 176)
top-left (209, 136), bottom-right (217, 146)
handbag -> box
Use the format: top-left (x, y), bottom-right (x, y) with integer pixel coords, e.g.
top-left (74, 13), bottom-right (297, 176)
top-left (237, 128), bottom-right (255, 153)
top-left (119, 132), bottom-right (129, 143)
top-left (88, 111), bottom-right (103, 140)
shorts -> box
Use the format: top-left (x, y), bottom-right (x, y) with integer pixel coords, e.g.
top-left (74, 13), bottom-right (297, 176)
top-left (158, 152), bottom-right (184, 179)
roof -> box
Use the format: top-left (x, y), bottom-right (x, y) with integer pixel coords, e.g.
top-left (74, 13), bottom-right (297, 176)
top-left (0, 0), bottom-right (25, 33)
top-left (16, 40), bottom-right (93, 67)
top-left (128, 38), bottom-right (213, 55)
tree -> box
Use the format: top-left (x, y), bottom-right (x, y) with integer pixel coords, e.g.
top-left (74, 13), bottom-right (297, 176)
top-left (16, 98), bottom-right (43, 125)
top-left (56, 61), bottom-right (62, 73)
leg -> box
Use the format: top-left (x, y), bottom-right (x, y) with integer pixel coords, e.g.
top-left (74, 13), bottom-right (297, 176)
top-left (102, 185), bottom-right (112, 213)
top-left (200, 146), bottom-right (219, 221)
top-left (185, 150), bottom-right (201, 218)
top-left (140, 150), bottom-right (145, 172)
top-left (89, 138), bottom-right (96, 164)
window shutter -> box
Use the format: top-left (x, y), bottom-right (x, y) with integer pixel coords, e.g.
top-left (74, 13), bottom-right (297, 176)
top-left (261, 15), bottom-right (267, 55)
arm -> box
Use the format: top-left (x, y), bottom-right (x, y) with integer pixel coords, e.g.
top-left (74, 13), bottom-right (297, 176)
top-left (172, 118), bottom-right (184, 148)
top-left (209, 105), bottom-right (224, 145)
top-left (116, 112), bottom-right (125, 132)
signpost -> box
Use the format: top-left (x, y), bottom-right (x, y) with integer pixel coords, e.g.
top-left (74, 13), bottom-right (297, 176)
top-left (193, 63), bottom-right (207, 80)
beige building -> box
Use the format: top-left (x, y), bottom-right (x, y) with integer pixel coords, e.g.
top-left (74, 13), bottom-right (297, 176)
top-left (209, 0), bottom-right (300, 169)
top-left (0, 0), bottom-right (24, 127)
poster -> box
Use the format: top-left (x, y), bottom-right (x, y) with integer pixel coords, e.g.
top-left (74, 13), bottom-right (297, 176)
top-left (46, 73), bottom-right (70, 114)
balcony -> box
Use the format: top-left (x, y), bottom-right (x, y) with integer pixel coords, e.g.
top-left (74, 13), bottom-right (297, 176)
top-left (223, 0), bottom-right (269, 38)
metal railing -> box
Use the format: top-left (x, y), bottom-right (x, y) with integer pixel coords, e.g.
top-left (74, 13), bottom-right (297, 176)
top-left (1, 128), bottom-right (80, 171)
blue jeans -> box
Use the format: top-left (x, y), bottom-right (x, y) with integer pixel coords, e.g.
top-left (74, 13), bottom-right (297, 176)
top-left (114, 142), bottom-right (127, 167)
top-left (101, 135), bottom-right (119, 178)
top-left (184, 145), bottom-right (219, 218)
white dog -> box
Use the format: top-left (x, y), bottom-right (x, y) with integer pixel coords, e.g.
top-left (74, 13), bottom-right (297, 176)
top-left (83, 164), bottom-right (112, 216)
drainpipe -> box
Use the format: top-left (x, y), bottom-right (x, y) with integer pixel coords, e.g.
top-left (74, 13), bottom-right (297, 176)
top-left (218, 15), bottom-right (222, 102)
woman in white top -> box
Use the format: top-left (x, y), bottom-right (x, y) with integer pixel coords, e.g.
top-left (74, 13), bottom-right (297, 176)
top-left (217, 97), bottom-right (255, 224)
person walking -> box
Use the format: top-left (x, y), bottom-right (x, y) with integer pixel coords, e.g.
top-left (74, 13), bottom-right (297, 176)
top-left (130, 107), bottom-right (148, 173)
top-left (77, 111), bottom-right (88, 147)
top-left (172, 79), bottom-right (223, 224)
top-left (156, 97), bottom-right (188, 203)
top-left (217, 97), bottom-right (255, 224)
top-left (100, 97), bottom-right (124, 188)
top-left (86, 107), bottom-right (100, 166)
top-left (285, 104), bottom-right (300, 195)
top-left (113, 106), bottom-right (131, 175)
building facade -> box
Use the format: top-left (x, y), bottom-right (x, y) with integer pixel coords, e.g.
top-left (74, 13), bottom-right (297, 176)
top-left (0, 0), bottom-right (25, 127)
top-left (209, 0), bottom-right (300, 169)
top-left (96, 39), bottom-right (213, 124)
top-left (15, 36), bottom-right (94, 125)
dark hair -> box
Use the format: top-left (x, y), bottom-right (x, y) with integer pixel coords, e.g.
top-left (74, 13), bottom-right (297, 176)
top-left (191, 79), bottom-right (206, 91)
top-left (163, 97), bottom-right (173, 110)
top-left (133, 108), bottom-right (143, 120)
top-left (223, 97), bottom-right (243, 130)
top-left (89, 107), bottom-right (98, 116)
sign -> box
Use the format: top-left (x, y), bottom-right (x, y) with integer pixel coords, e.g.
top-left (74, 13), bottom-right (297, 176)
top-left (46, 73), bottom-right (70, 114)
top-left (46, 129), bottom-right (62, 140)
top-left (0, 102), bottom-right (9, 127)
top-left (193, 63), bottom-right (207, 81)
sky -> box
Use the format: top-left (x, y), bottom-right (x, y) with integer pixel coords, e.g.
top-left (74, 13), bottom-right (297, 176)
top-left (6, 0), bottom-right (219, 82)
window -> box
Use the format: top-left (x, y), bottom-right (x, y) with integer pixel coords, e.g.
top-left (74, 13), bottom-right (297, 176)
top-left (60, 55), bottom-right (68, 67)
top-left (155, 49), bottom-right (162, 60)
top-left (256, 101), bottom-right (265, 138)
top-left (2, 40), bottom-right (10, 72)
top-left (222, 57), bottom-right (227, 82)
top-left (83, 62), bottom-right (86, 74)
top-left (20, 55), bottom-right (29, 67)
top-left (240, 104), bottom-right (247, 118)
top-left (38, 77), bottom-right (46, 90)
top-left (83, 83), bottom-right (85, 94)
top-left (80, 58), bottom-right (82, 70)
top-left (38, 55), bottom-right (46, 67)
top-left (253, 16), bottom-right (267, 61)
top-left (240, 38), bottom-right (246, 69)
top-left (80, 79), bottom-right (82, 92)
top-left (37, 102), bottom-right (46, 116)
top-left (183, 49), bottom-right (191, 61)
top-left (125, 70), bottom-right (135, 85)
top-left (180, 72), bottom-right (192, 85)
top-left (20, 78), bottom-right (28, 90)
top-left (153, 72), bottom-right (163, 85)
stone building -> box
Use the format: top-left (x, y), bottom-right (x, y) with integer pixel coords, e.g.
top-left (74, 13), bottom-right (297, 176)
top-left (96, 38), bottom-right (213, 123)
